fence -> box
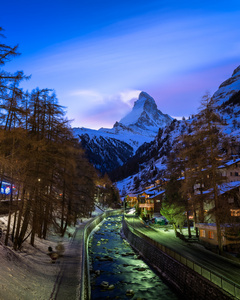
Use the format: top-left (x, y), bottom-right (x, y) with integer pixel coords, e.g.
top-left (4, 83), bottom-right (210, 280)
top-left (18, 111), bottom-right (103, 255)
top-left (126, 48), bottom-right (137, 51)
top-left (123, 217), bottom-right (240, 300)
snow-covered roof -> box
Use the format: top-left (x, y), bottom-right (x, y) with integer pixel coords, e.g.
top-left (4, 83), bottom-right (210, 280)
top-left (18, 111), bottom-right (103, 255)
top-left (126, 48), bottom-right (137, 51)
top-left (218, 181), bottom-right (240, 195)
top-left (126, 193), bottom-right (137, 198)
top-left (149, 190), bottom-right (165, 199)
top-left (195, 181), bottom-right (240, 196)
top-left (218, 158), bottom-right (240, 169)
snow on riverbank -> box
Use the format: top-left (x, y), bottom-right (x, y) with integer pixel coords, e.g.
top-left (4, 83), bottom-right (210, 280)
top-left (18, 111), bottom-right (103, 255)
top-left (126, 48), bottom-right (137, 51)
top-left (0, 206), bottom-right (108, 300)
top-left (0, 214), bottom-right (76, 300)
top-left (0, 214), bottom-right (91, 300)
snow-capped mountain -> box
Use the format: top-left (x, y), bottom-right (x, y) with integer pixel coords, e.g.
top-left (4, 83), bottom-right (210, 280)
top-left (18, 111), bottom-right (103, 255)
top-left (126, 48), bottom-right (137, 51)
top-left (119, 91), bottom-right (173, 135)
top-left (115, 65), bottom-right (240, 195)
top-left (213, 65), bottom-right (240, 104)
top-left (73, 92), bottom-right (172, 174)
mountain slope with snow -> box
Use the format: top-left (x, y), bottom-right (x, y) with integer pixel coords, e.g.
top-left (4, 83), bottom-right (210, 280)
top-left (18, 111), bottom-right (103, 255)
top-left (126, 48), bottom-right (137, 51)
top-left (115, 65), bottom-right (240, 196)
top-left (119, 91), bottom-right (173, 134)
top-left (73, 92), bottom-right (172, 173)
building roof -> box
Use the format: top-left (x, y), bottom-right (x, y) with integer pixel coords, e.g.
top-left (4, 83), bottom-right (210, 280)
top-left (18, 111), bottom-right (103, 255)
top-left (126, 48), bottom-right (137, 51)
top-left (126, 193), bottom-right (137, 198)
top-left (218, 158), bottom-right (240, 169)
top-left (195, 180), bottom-right (240, 196)
top-left (149, 190), bottom-right (165, 199)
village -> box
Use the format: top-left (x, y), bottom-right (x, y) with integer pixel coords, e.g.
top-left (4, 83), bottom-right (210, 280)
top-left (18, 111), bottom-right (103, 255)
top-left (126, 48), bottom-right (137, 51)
top-left (124, 157), bottom-right (240, 253)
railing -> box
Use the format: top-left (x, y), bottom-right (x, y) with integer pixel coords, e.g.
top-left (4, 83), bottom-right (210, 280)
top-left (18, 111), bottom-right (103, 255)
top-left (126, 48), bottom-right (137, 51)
top-left (124, 217), bottom-right (240, 299)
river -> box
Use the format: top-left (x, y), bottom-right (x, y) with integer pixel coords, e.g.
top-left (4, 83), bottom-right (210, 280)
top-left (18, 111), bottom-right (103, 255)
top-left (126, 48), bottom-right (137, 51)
top-left (89, 214), bottom-right (180, 299)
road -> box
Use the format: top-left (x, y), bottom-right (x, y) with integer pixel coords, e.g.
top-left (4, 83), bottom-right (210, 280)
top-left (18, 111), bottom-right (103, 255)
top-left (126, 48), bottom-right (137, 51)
top-left (125, 214), bottom-right (240, 286)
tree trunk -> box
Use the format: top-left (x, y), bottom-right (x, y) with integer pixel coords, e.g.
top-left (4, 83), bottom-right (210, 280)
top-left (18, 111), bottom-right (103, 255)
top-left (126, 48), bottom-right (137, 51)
top-left (186, 210), bottom-right (192, 238)
top-left (13, 191), bottom-right (25, 250)
top-left (5, 183), bottom-right (13, 245)
top-left (173, 223), bottom-right (177, 236)
top-left (17, 198), bottom-right (32, 249)
top-left (5, 209), bottom-right (12, 246)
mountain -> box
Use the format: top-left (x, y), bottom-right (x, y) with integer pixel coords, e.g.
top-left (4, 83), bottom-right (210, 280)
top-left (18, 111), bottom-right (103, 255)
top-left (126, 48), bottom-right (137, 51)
top-left (119, 91), bottom-right (173, 135)
top-left (73, 92), bottom-right (173, 174)
top-left (115, 65), bottom-right (240, 195)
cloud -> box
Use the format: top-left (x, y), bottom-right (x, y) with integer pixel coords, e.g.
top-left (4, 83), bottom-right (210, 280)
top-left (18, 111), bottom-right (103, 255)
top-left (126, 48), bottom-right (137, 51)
top-left (67, 89), bottom-right (141, 129)
top-left (119, 90), bottom-right (141, 105)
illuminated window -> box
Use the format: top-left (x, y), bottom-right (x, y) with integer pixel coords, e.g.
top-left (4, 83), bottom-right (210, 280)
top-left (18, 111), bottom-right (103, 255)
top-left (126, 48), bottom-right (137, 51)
top-left (208, 231), bottom-right (214, 239)
top-left (200, 230), bottom-right (205, 238)
top-left (230, 209), bottom-right (240, 216)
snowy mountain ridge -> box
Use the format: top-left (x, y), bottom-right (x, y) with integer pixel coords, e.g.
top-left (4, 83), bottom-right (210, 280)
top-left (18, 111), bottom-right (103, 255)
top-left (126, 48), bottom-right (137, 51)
top-left (74, 91), bottom-right (172, 151)
top-left (73, 91), bottom-right (172, 173)
top-left (115, 65), bottom-right (240, 196)
top-left (213, 65), bottom-right (240, 104)
top-left (119, 91), bottom-right (173, 134)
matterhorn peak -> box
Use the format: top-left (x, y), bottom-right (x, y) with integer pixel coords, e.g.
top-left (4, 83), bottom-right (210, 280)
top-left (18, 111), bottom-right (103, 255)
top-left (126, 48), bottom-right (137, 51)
top-left (119, 91), bottom-right (173, 131)
top-left (138, 91), bottom-right (156, 103)
top-left (134, 91), bottom-right (158, 112)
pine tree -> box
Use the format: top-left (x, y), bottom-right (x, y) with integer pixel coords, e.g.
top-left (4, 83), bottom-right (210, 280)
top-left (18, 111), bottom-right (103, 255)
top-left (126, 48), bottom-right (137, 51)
top-left (178, 94), bottom-right (230, 253)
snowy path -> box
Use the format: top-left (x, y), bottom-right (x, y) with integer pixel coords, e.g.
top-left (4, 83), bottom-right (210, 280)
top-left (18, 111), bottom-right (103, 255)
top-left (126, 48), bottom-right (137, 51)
top-left (49, 224), bottom-right (84, 300)
top-left (0, 214), bottom-right (86, 300)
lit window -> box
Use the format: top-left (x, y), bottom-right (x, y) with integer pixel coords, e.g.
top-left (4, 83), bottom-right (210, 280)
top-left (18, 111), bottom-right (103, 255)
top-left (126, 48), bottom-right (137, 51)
top-left (200, 230), bottom-right (205, 238)
top-left (230, 209), bottom-right (240, 216)
top-left (208, 231), bottom-right (214, 239)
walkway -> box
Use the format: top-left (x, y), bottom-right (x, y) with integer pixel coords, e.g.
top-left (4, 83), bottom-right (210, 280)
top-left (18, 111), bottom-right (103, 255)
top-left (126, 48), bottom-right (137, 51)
top-left (49, 223), bottom-right (85, 300)
top-left (125, 214), bottom-right (240, 286)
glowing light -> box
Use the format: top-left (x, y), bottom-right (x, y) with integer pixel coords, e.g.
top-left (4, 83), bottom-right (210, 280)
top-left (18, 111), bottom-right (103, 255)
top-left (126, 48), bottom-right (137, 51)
top-left (5, 187), bottom-right (11, 195)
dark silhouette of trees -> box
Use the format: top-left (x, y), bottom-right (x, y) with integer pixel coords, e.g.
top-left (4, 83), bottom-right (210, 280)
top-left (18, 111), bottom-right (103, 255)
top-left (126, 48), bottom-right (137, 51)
top-left (176, 94), bottom-right (230, 253)
top-left (0, 28), bottom-right (98, 249)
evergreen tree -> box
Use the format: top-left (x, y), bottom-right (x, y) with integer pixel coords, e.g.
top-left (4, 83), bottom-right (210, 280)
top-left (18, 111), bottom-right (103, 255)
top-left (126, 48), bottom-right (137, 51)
top-left (177, 94), bottom-right (230, 253)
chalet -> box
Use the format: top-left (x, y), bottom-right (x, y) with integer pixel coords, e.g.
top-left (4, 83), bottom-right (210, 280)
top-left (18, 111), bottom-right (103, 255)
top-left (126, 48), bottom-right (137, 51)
top-left (137, 184), bottom-right (166, 218)
top-left (149, 190), bottom-right (165, 214)
top-left (196, 181), bottom-right (240, 252)
top-left (125, 194), bottom-right (138, 208)
top-left (138, 191), bottom-right (155, 219)
top-left (219, 158), bottom-right (240, 182)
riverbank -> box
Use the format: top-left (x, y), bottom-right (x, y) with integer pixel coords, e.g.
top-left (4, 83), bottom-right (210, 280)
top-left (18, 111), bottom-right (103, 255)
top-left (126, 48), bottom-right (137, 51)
top-left (0, 214), bottom-right (82, 300)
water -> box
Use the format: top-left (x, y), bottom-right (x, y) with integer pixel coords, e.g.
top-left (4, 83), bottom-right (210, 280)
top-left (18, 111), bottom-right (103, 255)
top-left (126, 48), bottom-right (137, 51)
top-left (89, 214), bottom-right (179, 300)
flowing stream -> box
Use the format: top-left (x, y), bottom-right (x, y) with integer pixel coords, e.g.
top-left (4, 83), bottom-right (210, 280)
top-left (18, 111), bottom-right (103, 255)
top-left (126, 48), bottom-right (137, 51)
top-left (89, 214), bottom-right (180, 300)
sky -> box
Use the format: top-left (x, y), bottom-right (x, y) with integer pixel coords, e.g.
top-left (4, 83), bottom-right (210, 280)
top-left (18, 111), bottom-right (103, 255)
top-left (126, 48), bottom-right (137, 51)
top-left (1, 0), bottom-right (240, 129)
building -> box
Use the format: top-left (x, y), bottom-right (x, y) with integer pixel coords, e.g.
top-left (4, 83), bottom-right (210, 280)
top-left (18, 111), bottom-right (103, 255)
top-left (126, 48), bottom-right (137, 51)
top-left (149, 190), bottom-right (165, 215)
top-left (125, 194), bottom-right (138, 208)
top-left (196, 181), bottom-right (240, 252)
top-left (219, 158), bottom-right (240, 182)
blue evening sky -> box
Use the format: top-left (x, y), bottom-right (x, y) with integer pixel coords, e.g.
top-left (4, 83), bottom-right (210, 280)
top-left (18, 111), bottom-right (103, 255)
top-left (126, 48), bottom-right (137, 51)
top-left (2, 0), bottom-right (240, 129)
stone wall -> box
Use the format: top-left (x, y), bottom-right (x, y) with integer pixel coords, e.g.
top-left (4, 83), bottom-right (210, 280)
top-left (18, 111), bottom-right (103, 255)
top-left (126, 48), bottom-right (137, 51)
top-left (122, 219), bottom-right (235, 300)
